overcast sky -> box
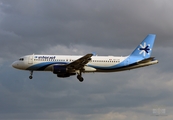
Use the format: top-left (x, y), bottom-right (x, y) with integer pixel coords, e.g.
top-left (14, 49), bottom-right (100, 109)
top-left (0, 0), bottom-right (173, 120)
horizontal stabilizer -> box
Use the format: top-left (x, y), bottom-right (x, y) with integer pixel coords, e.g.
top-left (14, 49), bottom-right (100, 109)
top-left (137, 57), bottom-right (155, 64)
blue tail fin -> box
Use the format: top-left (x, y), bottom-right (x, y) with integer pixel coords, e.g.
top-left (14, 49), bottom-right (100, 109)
top-left (130, 34), bottom-right (156, 59)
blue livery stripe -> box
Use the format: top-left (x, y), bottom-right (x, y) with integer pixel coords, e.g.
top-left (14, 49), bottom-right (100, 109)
top-left (26, 62), bottom-right (67, 70)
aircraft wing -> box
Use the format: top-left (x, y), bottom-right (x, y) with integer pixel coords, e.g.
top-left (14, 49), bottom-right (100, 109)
top-left (66, 53), bottom-right (93, 70)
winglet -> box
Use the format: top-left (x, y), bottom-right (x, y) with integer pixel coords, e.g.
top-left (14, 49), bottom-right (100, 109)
top-left (92, 52), bottom-right (97, 56)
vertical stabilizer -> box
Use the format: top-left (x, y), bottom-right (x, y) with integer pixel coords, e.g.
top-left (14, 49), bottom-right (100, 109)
top-left (130, 34), bottom-right (156, 59)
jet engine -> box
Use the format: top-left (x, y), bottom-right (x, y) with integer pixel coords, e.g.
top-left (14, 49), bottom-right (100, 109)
top-left (53, 65), bottom-right (76, 78)
top-left (53, 65), bottom-right (67, 74)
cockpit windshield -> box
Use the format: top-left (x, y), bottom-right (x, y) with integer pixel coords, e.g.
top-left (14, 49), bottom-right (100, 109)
top-left (19, 58), bottom-right (24, 61)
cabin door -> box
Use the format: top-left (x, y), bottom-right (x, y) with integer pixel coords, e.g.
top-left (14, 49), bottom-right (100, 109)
top-left (28, 55), bottom-right (33, 64)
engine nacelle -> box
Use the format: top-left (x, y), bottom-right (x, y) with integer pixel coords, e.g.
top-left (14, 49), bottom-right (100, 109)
top-left (53, 65), bottom-right (76, 78)
top-left (57, 73), bottom-right (76, 78)
top-left (53, 65), bottom-right (67, 74)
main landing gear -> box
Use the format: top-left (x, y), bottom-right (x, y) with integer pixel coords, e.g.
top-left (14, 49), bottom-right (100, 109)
top-left (77, 70), bottom-right (84, 82)
top-left (29, 71), bottom-right (33, 79)
top-left (77, 75), bottom-right (84, 82)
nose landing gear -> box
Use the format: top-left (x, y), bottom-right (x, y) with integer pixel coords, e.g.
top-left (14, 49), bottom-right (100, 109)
top-left (29, 71), bottom-right (33, 79)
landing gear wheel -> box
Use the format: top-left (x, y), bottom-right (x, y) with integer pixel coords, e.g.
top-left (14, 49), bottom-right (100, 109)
top-left (29, 76), bottom-right (33, 79)
top-left (77, 75), bottom-right (84, 82)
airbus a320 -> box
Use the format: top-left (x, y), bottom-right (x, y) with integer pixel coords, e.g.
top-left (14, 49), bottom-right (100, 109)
top-left (12, 34), bottom-right (158, 82)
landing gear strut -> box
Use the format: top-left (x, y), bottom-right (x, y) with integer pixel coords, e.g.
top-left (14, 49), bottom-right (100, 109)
top-left (77, 70), bottom-right (84, 82)
top-left (29, 71), bottom-right (33, 79)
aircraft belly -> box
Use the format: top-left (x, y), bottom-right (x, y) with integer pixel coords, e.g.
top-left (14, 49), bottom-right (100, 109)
top-left (83, 66), bottom-right (96, 72)
top-left (94, 60), bottom-right (158, 72)
top-left (44, 65), bottom-right (53, 71)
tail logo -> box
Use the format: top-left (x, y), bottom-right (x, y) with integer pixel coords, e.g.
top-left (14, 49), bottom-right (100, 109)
top-left (138, 42), bottom-right (151, 56)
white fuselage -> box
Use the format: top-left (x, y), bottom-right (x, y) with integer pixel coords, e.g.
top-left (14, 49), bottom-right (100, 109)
top-left (12, 54), bottom-right (158, 73)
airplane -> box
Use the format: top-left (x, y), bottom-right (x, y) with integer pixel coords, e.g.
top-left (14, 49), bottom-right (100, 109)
top-left (12, 34), bottom-right (158, 82)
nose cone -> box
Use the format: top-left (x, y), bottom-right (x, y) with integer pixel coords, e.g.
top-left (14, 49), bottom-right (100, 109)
top-left (12, 61), bottom-right (26, 70)
top-left (12, 61), bottom-right (19, 69)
